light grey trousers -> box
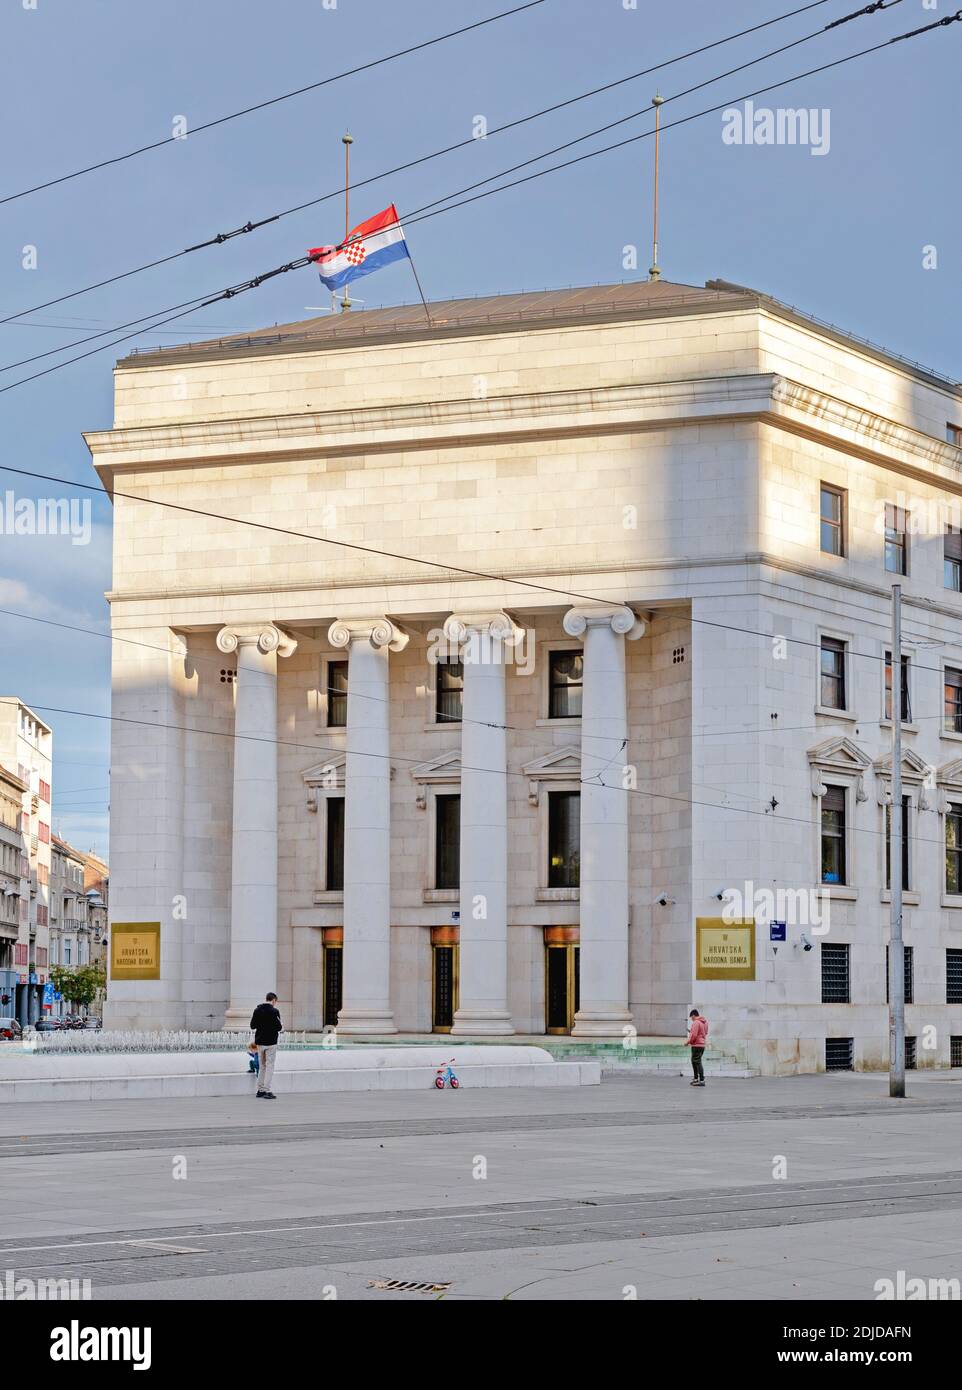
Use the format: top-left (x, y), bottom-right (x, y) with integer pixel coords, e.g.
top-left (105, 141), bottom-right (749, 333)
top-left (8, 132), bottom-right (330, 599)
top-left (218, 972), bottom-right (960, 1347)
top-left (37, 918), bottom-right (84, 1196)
top-left (257, 1045), bottom-right (277, 1093)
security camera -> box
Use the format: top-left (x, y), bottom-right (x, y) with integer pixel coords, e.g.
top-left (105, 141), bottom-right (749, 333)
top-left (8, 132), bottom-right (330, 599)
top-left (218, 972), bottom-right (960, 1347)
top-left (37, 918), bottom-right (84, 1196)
top-left (657, 894), bottom-right (675, 907)
top-left (800, 933), bottom-right (813, 952)
top-left (715, 890), bottom-right (725, 901)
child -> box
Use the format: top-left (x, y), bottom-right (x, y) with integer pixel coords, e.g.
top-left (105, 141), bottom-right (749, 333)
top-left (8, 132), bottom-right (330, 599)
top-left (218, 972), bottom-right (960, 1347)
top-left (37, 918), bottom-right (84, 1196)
top-left (247, 1042), bottom-right (260, 1077)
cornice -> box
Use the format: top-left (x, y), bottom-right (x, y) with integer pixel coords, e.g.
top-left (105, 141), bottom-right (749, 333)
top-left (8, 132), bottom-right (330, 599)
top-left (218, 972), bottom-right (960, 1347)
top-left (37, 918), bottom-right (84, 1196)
top-left (85, 372), bottom-right (962, 498)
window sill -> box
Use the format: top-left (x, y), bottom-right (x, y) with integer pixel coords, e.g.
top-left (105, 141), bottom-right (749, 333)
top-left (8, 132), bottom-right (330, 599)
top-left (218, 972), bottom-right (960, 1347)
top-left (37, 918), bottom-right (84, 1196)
top-left (941, 894), bottom-right (962, 909)
top-left (423, 888), bottom-right (458, 903)
top-left (879, 721), bottom-right (919, 735)
top-left (312, 890), bottom-right (344, 905)
top-left (880, 890), bottom-right (920, 906)
top-left (940, 729), bottom-right (962, 743)
top-left (817, 885), bottom-right (857, 901)
top-left (815, 706), bottom-right (858, 721)
top-left (423, 722), bottom-right (462, 733)
top-left (535, 717), bottom-right (582, 729)
top-left (537, 886), bottom-right (581, 902)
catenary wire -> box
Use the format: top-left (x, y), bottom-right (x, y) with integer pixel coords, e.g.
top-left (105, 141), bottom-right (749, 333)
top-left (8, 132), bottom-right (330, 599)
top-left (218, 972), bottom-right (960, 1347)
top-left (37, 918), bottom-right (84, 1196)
top-left (1, 8), bottom-right (955, 392)
top-left (0, 0), bottom-right (905, 372)
top-left (0, 694), bottom-right (953, 852)
top-left (0, 0), bottom-right (840, 330)
top-left (0, 1), bottom-right (547, 208)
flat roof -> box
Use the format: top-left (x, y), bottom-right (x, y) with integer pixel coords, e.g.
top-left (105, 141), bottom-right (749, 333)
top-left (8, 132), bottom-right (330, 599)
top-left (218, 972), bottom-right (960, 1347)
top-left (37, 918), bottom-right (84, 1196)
top-left (117, 277), bottom-right (961, 395)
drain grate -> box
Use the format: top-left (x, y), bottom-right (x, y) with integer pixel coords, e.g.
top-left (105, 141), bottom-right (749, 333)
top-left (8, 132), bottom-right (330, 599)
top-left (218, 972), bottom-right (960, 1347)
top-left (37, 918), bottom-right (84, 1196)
top-left (368, 1278), bottom-right (451, 1294)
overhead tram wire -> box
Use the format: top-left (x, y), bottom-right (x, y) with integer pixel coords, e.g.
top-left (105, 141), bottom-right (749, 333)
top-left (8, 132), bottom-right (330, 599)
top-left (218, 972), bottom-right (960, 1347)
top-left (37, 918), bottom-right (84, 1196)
top-left (0, 693), bottom-right (953, 853)
top-left (2, 599), bottom-right (959, 748)
top-left (0, 1), bottom-right (547, 209)
top-left (0, 3), bottom-right (945, 384)
top-left (0, 0), bottom-right (849, 332)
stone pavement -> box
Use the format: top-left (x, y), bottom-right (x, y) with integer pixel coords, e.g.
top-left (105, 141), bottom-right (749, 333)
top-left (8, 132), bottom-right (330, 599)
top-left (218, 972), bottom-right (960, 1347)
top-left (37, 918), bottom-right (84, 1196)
top-left (3, 1071), bottom-right (961, 1300)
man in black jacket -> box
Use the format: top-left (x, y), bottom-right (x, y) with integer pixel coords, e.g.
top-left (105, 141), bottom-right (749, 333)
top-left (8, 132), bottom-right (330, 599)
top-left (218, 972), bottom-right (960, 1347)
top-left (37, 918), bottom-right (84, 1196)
top-left (249, 992), bottom-right (282, 1099)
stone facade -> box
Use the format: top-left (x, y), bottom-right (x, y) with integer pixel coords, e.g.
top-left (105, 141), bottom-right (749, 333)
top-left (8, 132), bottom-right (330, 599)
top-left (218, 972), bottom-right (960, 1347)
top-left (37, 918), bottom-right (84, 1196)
top-left (84, 280), bottom-right (962, 1072)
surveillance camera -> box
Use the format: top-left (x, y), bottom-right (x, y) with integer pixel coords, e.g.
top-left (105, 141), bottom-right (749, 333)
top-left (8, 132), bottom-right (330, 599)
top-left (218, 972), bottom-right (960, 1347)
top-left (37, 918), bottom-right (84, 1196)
top-left (800, 933), bottom-right (813, 952)
top-left (657, 895), bottom-right (669, 907)
top-left (715, 890), bottom-right (725, 901)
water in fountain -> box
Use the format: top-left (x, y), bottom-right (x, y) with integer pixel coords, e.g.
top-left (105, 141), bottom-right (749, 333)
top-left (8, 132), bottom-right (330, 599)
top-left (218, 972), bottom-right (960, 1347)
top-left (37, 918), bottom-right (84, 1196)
top-left (26, 1029), bottom-right (312, 1054)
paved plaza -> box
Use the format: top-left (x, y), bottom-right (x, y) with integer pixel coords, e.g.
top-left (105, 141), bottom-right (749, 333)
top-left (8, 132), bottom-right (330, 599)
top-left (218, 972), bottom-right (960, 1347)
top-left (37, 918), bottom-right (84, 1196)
top-left (2, 1071), bottom-right (961, 1300)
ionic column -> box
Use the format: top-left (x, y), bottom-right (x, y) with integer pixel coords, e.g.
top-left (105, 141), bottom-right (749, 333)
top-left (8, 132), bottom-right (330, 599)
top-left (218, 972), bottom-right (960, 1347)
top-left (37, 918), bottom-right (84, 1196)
top-left (327, 617), bottom-right (408, 1034)
top-left (443, 610), bottom-right (522, 1035)
top-left (216, 622), bottom-right (298, 1029)
top-left (563, 605), bottom-right (645, 1037)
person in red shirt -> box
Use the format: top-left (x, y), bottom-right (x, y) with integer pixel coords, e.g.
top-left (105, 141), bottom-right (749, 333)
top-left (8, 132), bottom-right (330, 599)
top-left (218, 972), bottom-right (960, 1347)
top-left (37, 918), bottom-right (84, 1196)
top-left (686, 1008), bottom-right (709, 1087)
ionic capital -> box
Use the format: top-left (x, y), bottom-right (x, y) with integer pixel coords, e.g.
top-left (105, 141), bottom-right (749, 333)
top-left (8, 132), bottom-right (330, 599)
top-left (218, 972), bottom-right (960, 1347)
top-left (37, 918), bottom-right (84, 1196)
top-left (563, 605), bottom-right (645, 641)
top-left (442, 610), bottom-right (524, 647)
top-left (327, 617), bottom-right (409, 653)
top-left (216, 623), bottom-right (298, 658)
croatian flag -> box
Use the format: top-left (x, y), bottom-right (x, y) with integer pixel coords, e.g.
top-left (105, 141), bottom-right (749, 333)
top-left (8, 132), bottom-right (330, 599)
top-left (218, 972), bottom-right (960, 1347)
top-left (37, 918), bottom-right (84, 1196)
top-left (309, 204), bottom-right (409, 290)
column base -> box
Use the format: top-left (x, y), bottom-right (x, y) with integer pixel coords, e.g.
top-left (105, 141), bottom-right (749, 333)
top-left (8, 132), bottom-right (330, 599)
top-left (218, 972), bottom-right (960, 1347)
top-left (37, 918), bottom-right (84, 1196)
top-left (336, 1009), bottom-right (397, 1036)
top-left (572, 1009), bottom-right (633, 1039)
top-left (451, 1009), bottom-right (515, 1036)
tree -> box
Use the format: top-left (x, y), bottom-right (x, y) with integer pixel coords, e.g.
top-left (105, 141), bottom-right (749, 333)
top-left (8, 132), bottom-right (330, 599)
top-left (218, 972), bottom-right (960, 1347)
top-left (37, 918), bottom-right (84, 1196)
top-left (50, 963), bottom-right (106, 1011)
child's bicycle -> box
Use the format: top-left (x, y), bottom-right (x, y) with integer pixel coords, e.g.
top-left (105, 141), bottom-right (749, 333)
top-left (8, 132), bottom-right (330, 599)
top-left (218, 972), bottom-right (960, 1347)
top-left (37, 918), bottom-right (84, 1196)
top-left (434, 1059), bottom-right (459, 1089)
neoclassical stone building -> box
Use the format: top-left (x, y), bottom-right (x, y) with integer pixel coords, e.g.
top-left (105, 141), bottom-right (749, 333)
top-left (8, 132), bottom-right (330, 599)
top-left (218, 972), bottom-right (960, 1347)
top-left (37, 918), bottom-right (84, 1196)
top-left (85, 279), bottom-right (962, 1072)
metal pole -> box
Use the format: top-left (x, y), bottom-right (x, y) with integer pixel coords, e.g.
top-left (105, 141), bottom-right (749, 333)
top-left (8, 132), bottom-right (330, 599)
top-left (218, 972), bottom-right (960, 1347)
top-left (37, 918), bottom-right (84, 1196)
top-left (649, 93), bottom-right (664, 282)
top-left (341, 132), bottom-right (353, 312)
top-left (889, 583), bottom-right (905, 1097)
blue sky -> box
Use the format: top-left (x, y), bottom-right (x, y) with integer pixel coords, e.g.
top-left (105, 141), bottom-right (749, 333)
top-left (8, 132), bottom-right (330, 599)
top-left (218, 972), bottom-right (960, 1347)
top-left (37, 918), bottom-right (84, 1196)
top-left (0, 0), bottom-right (958, 857)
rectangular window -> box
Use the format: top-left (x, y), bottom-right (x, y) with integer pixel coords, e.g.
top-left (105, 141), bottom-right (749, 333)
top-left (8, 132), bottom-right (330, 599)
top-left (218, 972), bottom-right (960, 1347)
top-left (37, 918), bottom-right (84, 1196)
top-left (325, 797), bottom-right (345, 892)
top-left (64, 942), bottom-right (71, 964)
top-left (38, 779), bottom-right (50, 803)
top-left (547, 790), bottom-right (580, 888)
top-left (885, 652), bottom-right (911, 723)
top-left (36, 905), bottom-right (47, 927)
top-left (820, 942), bottom-right (850, 1004)
top-left (952, 1037), bottom-right (962, 1068)
top-left (825, 1037), bottom-right (854, 1071)
top-left (820, 484), bottom-right (845, 556)
top-left (885, 795), bottom-right (910, 891)
top-left (435, 794), bottom-right (460, 890)
top-left (947, 809), bottom-right (962, 894)
top-left (820, 785), bottom-right (846, 885)
top-left (38, 822), bottom-right (49, 844)
top-left (948, 424), bottom-right (962, 447)
top-left (884, 503), bottom-right (908, 574)
top-left (819, 637), bottom-right (846, 710)
top-left (436, 660), bottom-right (463, 724)
top-left (945, 666), bottom-right (962, 734)
top-left (886, 945), bottom-right (914, 1005)
top-left (945, 526), bottom-right (962, 592)
top-left (905, 1036), bottom-right (917, 1070)
top-left (35, 946), bottom-right (47, 967)
top-left (548, 650), bottom-right (583, 719)
top-left (947, 948), bottom-right (962, 1004)
top-left (14, 942), bottom-right (27, 966)
top-left (326, 661), bottom-right (348, 729)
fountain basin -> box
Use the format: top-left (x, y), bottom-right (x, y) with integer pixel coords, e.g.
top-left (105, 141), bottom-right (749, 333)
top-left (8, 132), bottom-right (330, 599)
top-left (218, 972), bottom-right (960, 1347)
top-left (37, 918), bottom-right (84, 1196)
top-left (0, 1045), bottom-right (599, 1102)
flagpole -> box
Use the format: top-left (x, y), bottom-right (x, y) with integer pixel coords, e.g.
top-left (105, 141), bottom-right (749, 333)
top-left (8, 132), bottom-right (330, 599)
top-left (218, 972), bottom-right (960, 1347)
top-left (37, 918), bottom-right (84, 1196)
top-left (341, 131), bottom-right (353, 312)
top-left (406, 244), bottom-right (433, 326)
top-left (649, 92), bottom-right (664, 282)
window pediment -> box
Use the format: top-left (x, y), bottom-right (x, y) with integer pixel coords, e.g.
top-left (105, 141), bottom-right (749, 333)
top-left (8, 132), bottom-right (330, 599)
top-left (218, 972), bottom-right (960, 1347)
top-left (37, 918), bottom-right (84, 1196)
top-left (522, 746), bottom-right (581, 805)
top-left (873, 749), bottom-right (935, 808)
top-left (807, 737), bottom-right (870, 800)
top-left (302, 755), bottom-right (396, 810)
top-left (410, 750), bottom-right (461, 809)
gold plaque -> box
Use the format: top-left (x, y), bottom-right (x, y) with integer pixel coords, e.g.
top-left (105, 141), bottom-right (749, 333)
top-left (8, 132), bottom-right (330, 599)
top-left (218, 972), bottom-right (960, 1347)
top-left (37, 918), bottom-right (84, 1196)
top-left (696, 918), bottom-right (756, 980)
top-left (110, 922), bottom-right (161, 981)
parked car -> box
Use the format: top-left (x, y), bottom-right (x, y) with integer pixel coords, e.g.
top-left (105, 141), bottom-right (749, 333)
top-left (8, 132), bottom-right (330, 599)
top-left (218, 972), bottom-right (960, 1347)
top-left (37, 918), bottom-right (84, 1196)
top-left (82, 1017), bottom-right (102, 1030)
top-left (0, 1017), bottom-right (22, 1041)
top-left (34, 1018), bottom-right (61, 1033)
